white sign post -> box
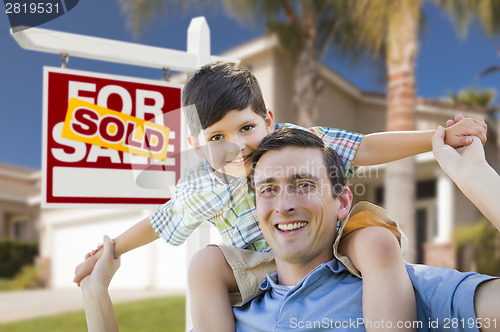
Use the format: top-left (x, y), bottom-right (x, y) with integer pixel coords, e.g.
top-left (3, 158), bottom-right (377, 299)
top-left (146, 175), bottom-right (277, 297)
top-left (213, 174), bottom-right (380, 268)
top-left (12, 17), bottom-right (237, 331)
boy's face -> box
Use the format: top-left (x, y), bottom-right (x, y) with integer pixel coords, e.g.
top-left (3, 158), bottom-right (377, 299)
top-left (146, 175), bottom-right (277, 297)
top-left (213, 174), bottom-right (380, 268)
top-left (191, 107), bottom-right (274, 178)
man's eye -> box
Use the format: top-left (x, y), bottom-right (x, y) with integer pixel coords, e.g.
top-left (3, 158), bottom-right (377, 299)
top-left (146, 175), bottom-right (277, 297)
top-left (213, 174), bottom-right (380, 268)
top-left (259, 187), bottom-right (275, 195)
top-left (241, 125), bottom-right (254, 132)
top-left (297, 182), bottom-right (315, 189)
top-left (209, 134), bottom-right (223, 141)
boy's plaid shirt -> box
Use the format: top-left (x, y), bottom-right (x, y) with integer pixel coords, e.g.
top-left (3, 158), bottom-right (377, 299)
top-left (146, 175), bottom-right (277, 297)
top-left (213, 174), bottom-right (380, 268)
top-left (149, 123), bottom-right (364, 252)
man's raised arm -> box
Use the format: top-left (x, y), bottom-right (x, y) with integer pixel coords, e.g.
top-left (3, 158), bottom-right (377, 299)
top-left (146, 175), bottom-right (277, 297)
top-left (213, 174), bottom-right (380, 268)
top-left (432, 126), bottom-right (500, 331)
top-left (432, 126), bottom-right (500, 229)
top-left (80, 235), bottom-right (120, 332)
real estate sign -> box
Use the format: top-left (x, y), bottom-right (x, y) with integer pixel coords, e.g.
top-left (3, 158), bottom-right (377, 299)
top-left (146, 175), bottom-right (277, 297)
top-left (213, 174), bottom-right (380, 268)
top-left (42, 67), bottom-right (183, 207)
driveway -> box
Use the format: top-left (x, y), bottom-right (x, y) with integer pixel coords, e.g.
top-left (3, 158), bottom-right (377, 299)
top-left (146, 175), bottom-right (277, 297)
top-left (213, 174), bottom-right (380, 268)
top-left (0, 288), bottom-right (184, 323)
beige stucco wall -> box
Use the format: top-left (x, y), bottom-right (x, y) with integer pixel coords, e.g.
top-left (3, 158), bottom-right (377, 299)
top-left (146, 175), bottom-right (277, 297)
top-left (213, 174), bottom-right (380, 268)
top-left (355, 101), bottom-right (387, 134)
top-left (0, 164), bottom-right (41, 241)
top-left (0, 201), bottom-right (39, 240)
top-left (240, 49), bottom-right (278, 120)
top-left (454, 189), bottom-right (485, 227)
top-left (316, 79), bottom-right (359, 130)
top-left (269, 48), bottom-right (295, 124)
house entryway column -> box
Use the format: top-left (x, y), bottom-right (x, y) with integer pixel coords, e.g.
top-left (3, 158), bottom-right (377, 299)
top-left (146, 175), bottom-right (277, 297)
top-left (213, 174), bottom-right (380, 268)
top-left (424, 169), bottom-right (456, 268)
top-left (436, 169), bottom-right (454, 243)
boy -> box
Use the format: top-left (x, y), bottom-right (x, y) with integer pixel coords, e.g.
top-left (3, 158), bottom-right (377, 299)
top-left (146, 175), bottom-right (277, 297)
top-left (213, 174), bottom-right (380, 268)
top-left (74, 62), bottom-right (487, 331)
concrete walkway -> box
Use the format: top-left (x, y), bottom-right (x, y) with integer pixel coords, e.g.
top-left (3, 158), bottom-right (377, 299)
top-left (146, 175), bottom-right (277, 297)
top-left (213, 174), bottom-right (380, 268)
top-left (0, 288), bottom-right (184, 324)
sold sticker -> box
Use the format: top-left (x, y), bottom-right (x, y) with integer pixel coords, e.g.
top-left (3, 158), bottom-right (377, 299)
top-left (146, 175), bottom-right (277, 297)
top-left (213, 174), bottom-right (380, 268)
top-left (62, 98), bottom-right (170, 161)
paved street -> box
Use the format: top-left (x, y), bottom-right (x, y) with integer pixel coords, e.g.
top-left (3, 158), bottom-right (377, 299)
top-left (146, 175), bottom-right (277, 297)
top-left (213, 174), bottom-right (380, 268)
top-left (0, 288), bottom-right (184, 324)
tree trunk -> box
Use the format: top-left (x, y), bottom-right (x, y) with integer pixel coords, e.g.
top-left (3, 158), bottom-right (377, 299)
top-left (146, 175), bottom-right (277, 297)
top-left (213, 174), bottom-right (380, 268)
top-left (293, 38), bottom-right (323, 127)
top-left (384, 1), bottom-right (420, 263)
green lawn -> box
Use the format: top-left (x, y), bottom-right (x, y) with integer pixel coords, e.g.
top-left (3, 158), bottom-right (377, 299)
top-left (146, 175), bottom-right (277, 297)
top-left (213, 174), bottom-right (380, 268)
top-left (0, 279), bottom-right (14, 292)
top-left (0, 295), bottom-right (186, 332)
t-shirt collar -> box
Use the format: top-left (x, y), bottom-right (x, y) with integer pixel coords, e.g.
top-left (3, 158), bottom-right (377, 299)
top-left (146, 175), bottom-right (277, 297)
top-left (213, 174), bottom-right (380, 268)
top-left (259, 258), bottom-right (348, 293)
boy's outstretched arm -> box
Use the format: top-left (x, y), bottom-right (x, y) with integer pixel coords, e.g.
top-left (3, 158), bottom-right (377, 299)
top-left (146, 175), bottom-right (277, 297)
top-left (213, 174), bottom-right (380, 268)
top-left (352, 117), bottom-right (487, 166)
top-left (112, 216), bottom-right (159, 257)
top-left (74, 217), bottom-right (159, 286)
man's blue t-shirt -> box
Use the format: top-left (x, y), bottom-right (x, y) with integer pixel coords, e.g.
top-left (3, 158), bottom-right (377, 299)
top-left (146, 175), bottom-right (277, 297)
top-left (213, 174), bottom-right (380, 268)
top-left (233, 259), bottom-right (496, 331)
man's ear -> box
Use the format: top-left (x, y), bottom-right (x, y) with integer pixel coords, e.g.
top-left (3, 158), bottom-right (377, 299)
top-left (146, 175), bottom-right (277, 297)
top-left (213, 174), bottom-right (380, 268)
top-left (187, 136), bottom-right (206, 158)
top-left (265, 109), bottom-right (274, 134)
top-left (337, 186), bottom-right (353, 221)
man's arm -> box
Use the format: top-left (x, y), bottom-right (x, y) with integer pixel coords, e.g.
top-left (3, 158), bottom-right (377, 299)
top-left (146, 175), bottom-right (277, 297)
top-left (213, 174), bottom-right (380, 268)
top-left (474, 279), bottom-right (500, 331)
top-left (81, 235), bottom-right (120, 332)
top-left (82, 288), bottom-right (119, 332)
top-left (74, 217), bottom-right (159, 285)
top-left (432, 126), bottom-right (500, 330)
top-left (432, 126), bottom-right (500, 228)
top-left (352, 117), bottom-right (487, 166)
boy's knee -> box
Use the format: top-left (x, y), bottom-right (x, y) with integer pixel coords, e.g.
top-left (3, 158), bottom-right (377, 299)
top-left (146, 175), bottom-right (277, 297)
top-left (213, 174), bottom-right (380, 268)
top-left (188, 246), bottom-right (230, 285)
top-left (355, 226), bottom-right (401, 264)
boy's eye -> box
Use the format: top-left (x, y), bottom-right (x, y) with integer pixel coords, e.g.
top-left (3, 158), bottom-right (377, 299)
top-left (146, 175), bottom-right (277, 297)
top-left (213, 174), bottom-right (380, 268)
top-left (241, 125), bottom-right (254, 132)
top-left (209, 134), bottom-right (223, 141)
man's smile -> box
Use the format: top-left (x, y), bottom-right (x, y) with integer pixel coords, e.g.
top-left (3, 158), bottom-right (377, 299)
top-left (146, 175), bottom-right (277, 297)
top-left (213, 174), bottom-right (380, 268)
top-left (275, 221), bottom-right (308, 232)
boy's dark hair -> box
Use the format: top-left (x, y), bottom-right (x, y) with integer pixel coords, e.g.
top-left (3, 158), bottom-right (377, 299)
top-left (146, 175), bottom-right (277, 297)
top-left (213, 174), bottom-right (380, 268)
top-left (250, 128), bottom-right (346, 197)
top-left (183, 61), bottom-right (267, 137)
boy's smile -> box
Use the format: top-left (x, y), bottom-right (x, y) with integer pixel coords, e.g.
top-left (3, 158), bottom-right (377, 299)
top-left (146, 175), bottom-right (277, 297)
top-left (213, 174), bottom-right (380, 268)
top-left (192, 107), bottom-right (274, 178)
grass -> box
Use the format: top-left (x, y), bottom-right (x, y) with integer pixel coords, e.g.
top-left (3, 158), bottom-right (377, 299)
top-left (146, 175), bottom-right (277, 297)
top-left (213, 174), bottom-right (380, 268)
top-left (0, 278), bottom-right (15, 292)
top-left (0, 295), bottom-right (186, 332)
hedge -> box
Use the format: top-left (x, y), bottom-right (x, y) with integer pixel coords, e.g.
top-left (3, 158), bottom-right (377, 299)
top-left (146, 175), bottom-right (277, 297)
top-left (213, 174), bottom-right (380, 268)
top-left (0, 239), bottom-right (39, 278)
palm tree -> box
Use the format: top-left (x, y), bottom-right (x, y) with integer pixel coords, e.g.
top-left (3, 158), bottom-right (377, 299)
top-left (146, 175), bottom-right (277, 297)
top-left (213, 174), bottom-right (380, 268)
top-left (119, 0), bottom-right (500, 262)
top-left (117, 0), bottom-right (380, 128)
top-left (350, 0), bottom-right (500, 262)
top-left (448, 88), bottom-right (497, 113)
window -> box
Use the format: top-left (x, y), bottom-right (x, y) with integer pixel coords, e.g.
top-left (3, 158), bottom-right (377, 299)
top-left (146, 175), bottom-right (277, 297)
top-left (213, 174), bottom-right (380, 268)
top-left (10, 215), bottom-right (30, 239)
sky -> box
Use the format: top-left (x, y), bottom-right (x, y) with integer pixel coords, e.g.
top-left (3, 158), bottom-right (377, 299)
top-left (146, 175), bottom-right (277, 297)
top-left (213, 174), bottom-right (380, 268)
top-left (1, 1), bottom-right (499, 170)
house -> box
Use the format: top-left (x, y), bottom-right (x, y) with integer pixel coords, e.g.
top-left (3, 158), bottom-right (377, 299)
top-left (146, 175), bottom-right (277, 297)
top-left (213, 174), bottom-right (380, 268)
top-left (11, 34), bottom-right (500, 289)
top-left (0, 163), bottom-right (41, 241)
top-left (224, 35), bottom-right (498, 269)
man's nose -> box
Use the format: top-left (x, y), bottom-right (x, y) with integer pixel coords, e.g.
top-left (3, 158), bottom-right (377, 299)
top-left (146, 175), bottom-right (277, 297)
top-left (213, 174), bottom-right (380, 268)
top-left (275, 189), bottom-right (296, 215)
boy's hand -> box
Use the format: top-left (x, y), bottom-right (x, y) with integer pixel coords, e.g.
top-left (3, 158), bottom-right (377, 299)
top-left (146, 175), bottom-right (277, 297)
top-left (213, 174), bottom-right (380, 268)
top-left (74, 245), bottom-right (104, 287)
top-left (433, 126), bottom-right (486, 182)
top-left (445, 114), bottom-right (465, 128)
top-left (443, 115), bottom-right (487, 147)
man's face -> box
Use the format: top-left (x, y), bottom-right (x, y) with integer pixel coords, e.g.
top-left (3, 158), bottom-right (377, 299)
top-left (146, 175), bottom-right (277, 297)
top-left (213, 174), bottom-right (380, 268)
top-left (191, 107), bottom-right (274, 178)
top-left (253, 147), bottom-right (351, 269)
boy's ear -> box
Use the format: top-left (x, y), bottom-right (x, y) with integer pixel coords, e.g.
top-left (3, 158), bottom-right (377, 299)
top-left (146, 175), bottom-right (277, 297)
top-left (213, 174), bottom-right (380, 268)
top-left (187, 136), bottom-right (206, 158)
top-left (187, 135), bottom-right (199, 148)
top-left (265, 109), bottom-right (274, 134)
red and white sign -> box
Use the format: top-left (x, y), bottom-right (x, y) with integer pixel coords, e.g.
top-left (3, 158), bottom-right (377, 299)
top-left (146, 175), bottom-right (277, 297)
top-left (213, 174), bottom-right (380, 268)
top-left (42, 67), bottom-right (183, 207)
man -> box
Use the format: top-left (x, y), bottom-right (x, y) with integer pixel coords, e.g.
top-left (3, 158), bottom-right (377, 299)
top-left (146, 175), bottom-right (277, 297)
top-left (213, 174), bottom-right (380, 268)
top-left (82, 128), bottom-right (500, 331)
top-left (230, 128), bottom-right (499, 331)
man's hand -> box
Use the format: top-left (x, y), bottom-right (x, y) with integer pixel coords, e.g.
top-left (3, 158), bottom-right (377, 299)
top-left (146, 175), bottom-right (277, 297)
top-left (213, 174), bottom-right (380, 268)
top-left (80, 235), bottom-right (120, 292)
top-left (74, 244), bottom-right (104, 287)
top-left (432, 126), bottom-right (486, 180)
top-left (443, 114), bottom-right (487, 147)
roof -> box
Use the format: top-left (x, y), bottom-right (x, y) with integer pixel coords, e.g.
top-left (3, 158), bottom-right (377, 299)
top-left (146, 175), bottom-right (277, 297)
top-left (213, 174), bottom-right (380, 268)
top-left (0, 162), bottom-right (41, 205)
top-left (221, 35), bottom-right (490, 117)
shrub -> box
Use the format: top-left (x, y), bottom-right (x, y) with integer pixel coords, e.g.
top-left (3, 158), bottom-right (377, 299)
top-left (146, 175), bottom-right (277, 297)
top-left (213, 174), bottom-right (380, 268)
top-left (13, 265), bottom-right (46, 289)
top-left (0, 239), bottom-right (39, 278)
top-left (453, 219), bottom-right (500, 276)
